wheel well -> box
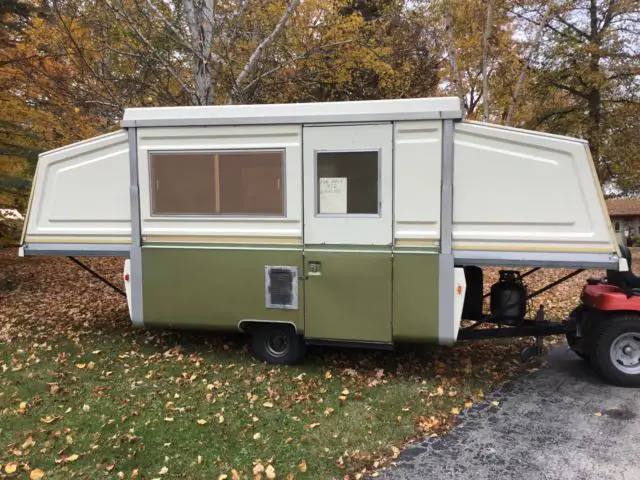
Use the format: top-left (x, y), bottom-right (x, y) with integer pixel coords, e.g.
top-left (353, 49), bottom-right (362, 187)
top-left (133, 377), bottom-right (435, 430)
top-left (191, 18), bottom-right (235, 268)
top-left (237, 320), bottom-right (298, 335)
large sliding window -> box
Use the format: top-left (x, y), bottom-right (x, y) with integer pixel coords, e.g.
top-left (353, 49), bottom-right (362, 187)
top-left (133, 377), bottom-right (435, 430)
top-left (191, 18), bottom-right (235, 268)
top-left (149, 150), bottom-right (285, 216)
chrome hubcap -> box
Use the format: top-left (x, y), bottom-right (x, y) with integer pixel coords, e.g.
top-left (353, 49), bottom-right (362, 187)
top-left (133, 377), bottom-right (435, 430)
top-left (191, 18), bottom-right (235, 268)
top-left (610, 332), bottom-right (640, 375)
top-left (265, 332), bottom-right (290, 358)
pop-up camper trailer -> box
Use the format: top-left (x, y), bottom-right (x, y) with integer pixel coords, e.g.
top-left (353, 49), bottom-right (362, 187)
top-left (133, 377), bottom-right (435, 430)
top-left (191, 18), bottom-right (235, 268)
top-left (19, 97), bottom-right (640, 386)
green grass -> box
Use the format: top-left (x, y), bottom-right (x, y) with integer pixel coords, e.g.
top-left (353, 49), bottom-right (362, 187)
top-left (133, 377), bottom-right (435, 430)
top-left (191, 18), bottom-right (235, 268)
top-left (0, 328), bottom-right (525, 479)
top-left (0, 252), bottom-right (529, 479)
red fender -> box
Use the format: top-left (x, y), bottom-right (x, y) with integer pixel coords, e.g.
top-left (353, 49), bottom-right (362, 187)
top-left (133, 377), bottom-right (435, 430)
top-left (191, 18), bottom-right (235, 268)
top-left (581, 284), bottom-right (640, 312)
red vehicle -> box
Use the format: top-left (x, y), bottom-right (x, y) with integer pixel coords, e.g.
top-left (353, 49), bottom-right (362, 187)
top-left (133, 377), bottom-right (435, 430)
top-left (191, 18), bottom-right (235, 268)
top-left (566, 245), bottom-right (640, 387)
top-left (456, 244), bottom-right (640, 387)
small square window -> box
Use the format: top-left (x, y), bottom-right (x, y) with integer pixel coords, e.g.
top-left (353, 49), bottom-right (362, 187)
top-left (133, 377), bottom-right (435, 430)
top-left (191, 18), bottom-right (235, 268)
top-left (316, 151), bottom-right (379, 215)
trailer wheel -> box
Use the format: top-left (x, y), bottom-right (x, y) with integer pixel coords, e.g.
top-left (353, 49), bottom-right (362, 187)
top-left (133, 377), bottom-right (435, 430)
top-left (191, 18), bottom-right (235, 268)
top-left (591, 315), bottom-right (640, 387)
top-left (252, 324), bottom-right (305, 365)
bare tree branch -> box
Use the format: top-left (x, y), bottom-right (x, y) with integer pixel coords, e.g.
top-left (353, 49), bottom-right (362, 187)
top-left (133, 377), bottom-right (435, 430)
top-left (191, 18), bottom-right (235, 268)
top-left (443, 1), bottom-right (465, 109)
top-left (238, 40), bottom-right (356, 97)
top-left (231, 0), bottom-right (302, 103)
top-left (104, 0), bottom-right (193, 99)
top-left (506, 3), bottom-right (558, 126)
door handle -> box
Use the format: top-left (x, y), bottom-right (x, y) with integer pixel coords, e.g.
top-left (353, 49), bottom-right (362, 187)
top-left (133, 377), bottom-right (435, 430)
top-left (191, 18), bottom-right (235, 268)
top-left (307, 261), bottom-right (322, 277)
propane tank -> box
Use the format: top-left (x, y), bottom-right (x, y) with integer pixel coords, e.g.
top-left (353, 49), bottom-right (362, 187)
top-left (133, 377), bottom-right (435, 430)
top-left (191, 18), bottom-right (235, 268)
top-left (490, 270), bottom-right (527, 323)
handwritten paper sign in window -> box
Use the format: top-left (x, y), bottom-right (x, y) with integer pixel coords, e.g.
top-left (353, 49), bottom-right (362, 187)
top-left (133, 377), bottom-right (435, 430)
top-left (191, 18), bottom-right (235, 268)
top-left (319, 177), bottom-right (347, 214)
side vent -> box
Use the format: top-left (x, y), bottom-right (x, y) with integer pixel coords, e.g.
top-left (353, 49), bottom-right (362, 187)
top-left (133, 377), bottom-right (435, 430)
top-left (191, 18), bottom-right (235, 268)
top-left (265, 266), bottom-right (298, 310)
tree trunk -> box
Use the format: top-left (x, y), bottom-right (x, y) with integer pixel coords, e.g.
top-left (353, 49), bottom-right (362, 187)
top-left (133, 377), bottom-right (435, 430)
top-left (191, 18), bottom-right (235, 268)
top-left (443, 1), bottom-right (465, 110)
top-left (184, 0), bottom-right (214, 105)
top-left (481, 0), bottom-right (494, 122)
top-left (587, 0), bottom-right (603, 179)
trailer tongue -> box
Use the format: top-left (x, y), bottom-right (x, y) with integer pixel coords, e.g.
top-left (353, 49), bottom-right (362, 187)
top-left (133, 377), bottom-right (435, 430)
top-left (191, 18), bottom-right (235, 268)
top-left (17, 97), bottom-right (639, 386)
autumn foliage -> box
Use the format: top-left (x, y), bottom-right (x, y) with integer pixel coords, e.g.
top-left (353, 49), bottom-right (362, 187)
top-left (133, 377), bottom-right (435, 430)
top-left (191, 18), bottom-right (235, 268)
top-left (1, 0), bottom-right (639, 219)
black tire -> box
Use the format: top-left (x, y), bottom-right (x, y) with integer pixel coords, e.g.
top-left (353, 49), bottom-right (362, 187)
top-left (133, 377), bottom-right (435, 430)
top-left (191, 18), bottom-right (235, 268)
top-left (566, 331), bottom-right (590, 361)
top-left (251, 324), bottom-right (305, 365)
top-left (591, 315), bottom-right (640, 387)
top-left (566, 306), bottom-right (590, 361)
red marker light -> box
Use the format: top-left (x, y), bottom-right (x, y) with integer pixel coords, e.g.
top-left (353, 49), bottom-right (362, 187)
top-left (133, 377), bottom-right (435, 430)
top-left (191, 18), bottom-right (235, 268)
top-left (124, 273), bottom-right (130, 282)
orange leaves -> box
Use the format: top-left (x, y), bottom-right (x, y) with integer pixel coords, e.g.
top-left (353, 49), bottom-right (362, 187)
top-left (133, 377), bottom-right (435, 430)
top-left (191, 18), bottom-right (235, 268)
top-left (30, 468), bottom-right (46, 480)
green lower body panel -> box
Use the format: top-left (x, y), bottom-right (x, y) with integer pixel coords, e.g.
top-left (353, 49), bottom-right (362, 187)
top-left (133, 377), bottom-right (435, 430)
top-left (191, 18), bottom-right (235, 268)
top-left (141, 246), bottom-right (304, 331)
top-left (304, 248), bottom-right (392, 343)
top-left (139, 245), bottom-right (440, 345)
top-left (392, 252), bottom-right (439, 342)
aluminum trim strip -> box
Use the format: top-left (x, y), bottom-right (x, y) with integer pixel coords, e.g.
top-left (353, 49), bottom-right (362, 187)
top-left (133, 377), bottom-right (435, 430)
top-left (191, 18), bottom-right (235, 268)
top-left (453, 250), bottom-right (619, 269)
top-left (21, 243), bottom-right (131, 257)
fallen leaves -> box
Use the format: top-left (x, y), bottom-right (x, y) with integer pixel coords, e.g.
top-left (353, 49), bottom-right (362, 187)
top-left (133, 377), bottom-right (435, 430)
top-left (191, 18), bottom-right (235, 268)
top-left (22, 436), bottom-right (36, 449)
top-left (196, 418), bottom-right (208, 425)
top-left (2, 249), bottom-right (601, 480)
top-left (56, 453), bottom-right (78, 464)
top-left (159, 466), bottom-right (168, 475)
top-left (40, 415), bottom-right (61, 424)
top-left (30, 468), bottom-right (46, 480)
top-left (265, 464), bottom-right (276, 479)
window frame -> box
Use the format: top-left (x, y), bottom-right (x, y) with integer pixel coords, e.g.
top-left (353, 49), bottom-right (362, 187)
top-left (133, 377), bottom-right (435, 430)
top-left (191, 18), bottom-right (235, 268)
top-left (313, 148), bottom-right (382, 219)
top-left (147, 148), bottom-right (287, 218)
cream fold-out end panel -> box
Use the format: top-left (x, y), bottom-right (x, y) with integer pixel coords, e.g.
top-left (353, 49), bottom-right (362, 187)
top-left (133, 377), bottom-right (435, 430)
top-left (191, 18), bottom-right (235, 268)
top-left (137, 124), bottom-right (303, 244)
top-left (393, 120), bottom-right (442, 247)
top-left (452, 121), bottom-right (616, 254)
top-left (24, 130), bottom-right (132, 244)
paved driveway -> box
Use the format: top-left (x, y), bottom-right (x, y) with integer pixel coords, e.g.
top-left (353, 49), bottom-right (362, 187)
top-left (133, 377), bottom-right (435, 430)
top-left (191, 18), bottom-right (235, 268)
top-left (380, 345), bottom-right (640, 480)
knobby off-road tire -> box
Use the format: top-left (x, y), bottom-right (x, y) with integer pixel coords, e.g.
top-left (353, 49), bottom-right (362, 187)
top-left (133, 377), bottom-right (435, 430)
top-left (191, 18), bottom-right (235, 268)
top-left (591, 315), bottom-right (640, 388)
top-left (251, 324), bottom-right (306, 365)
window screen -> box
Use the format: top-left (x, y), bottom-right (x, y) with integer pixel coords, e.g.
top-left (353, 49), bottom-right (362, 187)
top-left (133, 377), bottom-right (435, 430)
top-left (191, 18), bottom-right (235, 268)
top-left (150, 150), bottom-right (284, 216)
top-left (316, 151), bottom-right (379, 215)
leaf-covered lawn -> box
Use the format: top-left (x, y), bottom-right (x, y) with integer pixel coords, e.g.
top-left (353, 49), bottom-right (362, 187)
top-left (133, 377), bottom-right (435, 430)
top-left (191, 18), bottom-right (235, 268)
top-left (0, 249), bottom-right (605, 479)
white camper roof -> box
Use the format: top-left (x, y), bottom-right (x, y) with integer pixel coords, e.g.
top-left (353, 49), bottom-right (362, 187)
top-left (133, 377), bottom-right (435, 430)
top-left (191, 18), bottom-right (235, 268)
top-left (120, 97), bottom-right (463, 128)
